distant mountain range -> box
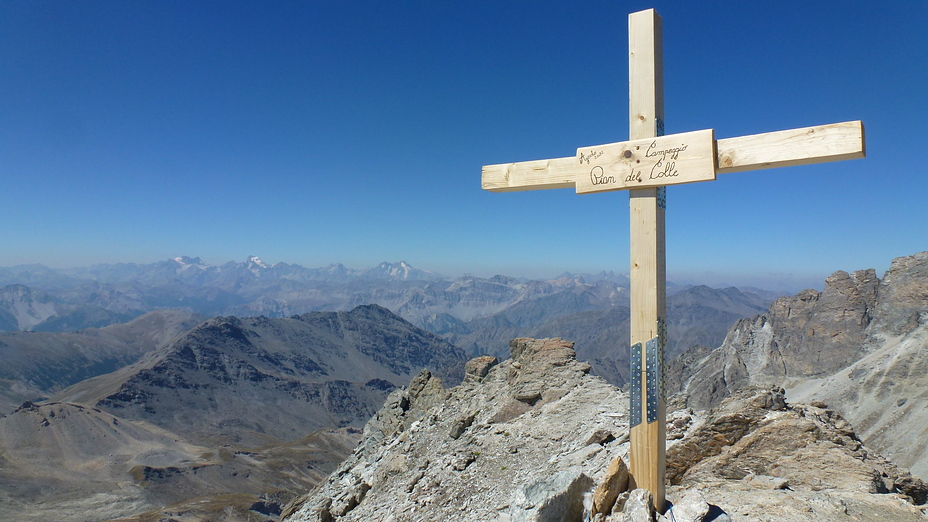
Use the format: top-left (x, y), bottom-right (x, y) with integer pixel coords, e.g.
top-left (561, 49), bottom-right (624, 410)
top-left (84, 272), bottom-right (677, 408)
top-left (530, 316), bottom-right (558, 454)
top-left (0, 257), bottom-right (778, 329)
top-left (0, 257), bottom-right (783, 387)
top-left (441, 283), bottom-right (771, 386)
top-left (0, 257), bottom-right (445, 332)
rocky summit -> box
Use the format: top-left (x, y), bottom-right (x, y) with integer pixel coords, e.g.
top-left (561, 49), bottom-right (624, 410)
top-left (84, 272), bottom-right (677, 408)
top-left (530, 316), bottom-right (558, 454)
top-left (281, 338), bottom-right (928, 522)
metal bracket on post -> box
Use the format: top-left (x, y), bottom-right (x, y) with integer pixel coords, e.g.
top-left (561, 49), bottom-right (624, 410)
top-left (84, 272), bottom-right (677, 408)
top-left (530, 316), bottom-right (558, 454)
top-left (645, 336), bottom-right (660, 423)
top-left (646, 317), bottom-right (667, 424)
top-left (630, 342), bottom-right (642, 428)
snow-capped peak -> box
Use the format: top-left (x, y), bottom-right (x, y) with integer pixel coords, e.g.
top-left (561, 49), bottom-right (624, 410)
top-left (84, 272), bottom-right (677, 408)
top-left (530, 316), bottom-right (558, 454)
top-left (247, 256), bottom-right (268, 269)
top-left (366, 261), bottom-right (438, 281)
top-left (173, 256), bottom-right (206, 270)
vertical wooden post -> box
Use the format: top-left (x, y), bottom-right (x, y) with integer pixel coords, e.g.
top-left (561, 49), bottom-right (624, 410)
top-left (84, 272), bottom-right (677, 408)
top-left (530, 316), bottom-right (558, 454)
top-left (627, 8), bottom-right (666, 513)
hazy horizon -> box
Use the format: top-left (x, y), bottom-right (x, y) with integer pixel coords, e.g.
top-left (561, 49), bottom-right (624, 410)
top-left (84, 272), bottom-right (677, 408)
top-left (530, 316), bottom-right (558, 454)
top-left (2, 3), bottom-right (924, 293)
top-left (0, 252), bottom-right (881, 293)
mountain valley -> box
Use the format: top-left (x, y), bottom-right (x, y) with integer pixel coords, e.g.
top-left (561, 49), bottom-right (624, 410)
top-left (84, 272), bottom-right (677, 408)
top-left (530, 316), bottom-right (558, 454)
top-left (0, 304), bottom-right (465, 521)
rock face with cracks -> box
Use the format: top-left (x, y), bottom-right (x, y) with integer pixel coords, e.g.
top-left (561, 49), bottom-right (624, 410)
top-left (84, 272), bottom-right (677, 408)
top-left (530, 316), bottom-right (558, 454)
top-left (667, 252), bottom-right (928, 480)
top-left (283, 338), bottom-right (928, 522)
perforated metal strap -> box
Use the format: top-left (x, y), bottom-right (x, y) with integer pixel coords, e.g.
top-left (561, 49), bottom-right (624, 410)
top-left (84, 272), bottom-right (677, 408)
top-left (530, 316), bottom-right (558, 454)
top-left (646, 317), bottom-right (667, 424)
top-left (629, 342), bottom-right (642, 428)
top-left (646, 336), bottom-right (661, 423)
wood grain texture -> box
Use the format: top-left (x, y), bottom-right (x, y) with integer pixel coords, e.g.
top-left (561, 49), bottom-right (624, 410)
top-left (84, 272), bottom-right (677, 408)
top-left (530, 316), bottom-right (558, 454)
top-left (480, 158), bottom-right (576, 192)
top-left (716, 120), bottom-right (864, 174)
top-left (627, 8), bottom-right (666, 512)
top-left (480, 121), bottom-right (864, 192)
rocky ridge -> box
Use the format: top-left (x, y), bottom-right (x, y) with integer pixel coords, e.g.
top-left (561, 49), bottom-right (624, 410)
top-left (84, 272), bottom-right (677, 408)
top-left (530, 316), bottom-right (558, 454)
top-left (55, 304), bottom-right (466, 448)
top-left (668, 251), bottom-right (928, 479)
top-left (282, 338), bottom-right (927, 522)
top-left (0, 309), bottom-right (203, 414)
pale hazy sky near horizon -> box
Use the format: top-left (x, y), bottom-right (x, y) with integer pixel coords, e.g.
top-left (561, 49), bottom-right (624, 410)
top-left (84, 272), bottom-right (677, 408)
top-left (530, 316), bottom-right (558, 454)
top-left (2, 1), bottom-right (926, 291)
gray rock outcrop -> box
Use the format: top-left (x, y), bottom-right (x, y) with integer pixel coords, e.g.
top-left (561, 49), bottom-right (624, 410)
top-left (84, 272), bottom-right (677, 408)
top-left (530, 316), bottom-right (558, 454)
top-left (667, 268), bottom-right (879, 410)
top-left (668, 252), bottom-right (928, 479)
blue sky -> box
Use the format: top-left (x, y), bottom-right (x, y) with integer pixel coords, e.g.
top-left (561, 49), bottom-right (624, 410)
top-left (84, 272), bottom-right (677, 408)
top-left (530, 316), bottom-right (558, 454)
top-left (1, 1), bottom-right (926, 290)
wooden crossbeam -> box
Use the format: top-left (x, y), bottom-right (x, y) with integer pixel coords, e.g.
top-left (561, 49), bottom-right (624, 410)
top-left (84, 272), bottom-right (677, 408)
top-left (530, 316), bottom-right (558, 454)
top-left (481, 120), bottom-right (864, 193)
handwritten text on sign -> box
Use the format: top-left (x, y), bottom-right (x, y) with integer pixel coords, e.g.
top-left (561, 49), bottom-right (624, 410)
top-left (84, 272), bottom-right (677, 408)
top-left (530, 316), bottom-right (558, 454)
top-left (575, 129), bottom-right (716, 194)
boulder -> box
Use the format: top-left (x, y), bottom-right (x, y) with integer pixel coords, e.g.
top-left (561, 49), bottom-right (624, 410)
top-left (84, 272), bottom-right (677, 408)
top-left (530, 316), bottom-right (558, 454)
top-left (509, 467), bottom-right (594, 522)
top-left (591, 455), bottom-right (630, 516)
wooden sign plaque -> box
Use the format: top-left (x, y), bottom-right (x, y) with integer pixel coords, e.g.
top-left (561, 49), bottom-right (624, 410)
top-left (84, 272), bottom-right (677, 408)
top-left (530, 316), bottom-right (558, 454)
top-left (575, 129), bottom-right (716, 194)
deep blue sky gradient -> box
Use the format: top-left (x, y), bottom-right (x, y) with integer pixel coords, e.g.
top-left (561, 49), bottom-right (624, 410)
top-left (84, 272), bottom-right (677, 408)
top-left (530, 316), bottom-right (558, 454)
top-left (1, 1), bottom-right (926, 290)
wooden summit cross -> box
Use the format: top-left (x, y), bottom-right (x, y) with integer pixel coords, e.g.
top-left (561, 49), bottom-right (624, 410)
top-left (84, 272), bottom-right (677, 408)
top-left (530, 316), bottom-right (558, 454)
top-left (480, 8), bottom-right (864, 512)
